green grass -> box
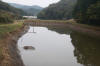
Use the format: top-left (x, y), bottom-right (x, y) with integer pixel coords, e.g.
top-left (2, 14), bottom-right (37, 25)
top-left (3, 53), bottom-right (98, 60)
top-left (25, 19), bottom-right (68, 23)
top-left (0, 22), bottom-right (23, 38)
top-left (0, 22), bottom-right (23, 62)
top-left (67, 19), bottom-right (100, 31)
top-left (0, 48), bottom-right (3, 61)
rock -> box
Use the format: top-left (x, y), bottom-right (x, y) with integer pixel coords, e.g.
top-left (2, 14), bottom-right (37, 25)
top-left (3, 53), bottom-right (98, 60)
top-left (23, 46), bottom-right (35, 50)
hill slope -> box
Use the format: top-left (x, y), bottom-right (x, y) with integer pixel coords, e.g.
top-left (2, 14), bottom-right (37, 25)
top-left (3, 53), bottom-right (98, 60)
top-left (9, 3), bottom-right (43, 16)
top-left (0, 1), bottom-right (27, 23)
top-left (37, 0), bottom-right (77, 20)
top-left (0, 1), bottom-right (27, 16)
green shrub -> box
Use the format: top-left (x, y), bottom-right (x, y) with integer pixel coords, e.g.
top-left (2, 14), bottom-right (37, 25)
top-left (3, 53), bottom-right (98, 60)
top-left (0, 10), bottom-right (14, 23)
top-left (87, 1), bottom-right (100, 25)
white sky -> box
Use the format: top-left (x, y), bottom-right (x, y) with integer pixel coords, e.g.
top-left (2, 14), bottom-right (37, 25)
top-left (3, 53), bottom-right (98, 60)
top-left (3, 0), bottom-right (60, 7)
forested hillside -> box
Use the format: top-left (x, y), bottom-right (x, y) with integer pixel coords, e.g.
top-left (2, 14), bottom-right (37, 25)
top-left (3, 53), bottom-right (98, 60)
top-left (73, 0), bottom-right (100, 25)
top-left (0, 1), bottom-right (27, 16)
top-left (0, 0), bottom-right (27, 23)
top-left (37, 0), bottom-right (77, 20)
top-left (9, 3), bottom-right (43, 16)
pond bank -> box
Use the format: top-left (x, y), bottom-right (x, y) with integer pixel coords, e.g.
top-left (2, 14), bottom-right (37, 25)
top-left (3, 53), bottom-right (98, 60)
top-left (0, 22), bottom-right (28, 66)
top-left (24, 19), bottom-right (100, 39)
top-left (0, 19), bottom-right (100, 66)
top-left (66, 20), bottom-right (100, 39)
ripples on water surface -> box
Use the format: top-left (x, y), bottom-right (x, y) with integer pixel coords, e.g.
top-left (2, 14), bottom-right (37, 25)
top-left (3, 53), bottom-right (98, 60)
top-left (18, 26), bottom-right (100, 66)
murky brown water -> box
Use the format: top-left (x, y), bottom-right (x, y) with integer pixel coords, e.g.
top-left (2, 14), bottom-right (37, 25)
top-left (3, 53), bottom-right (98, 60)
top-left (18, 26), bottom-right (100, 66)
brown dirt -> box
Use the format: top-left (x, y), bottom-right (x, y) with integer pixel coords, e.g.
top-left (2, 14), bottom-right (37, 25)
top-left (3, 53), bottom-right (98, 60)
top-left (0, 26), bottom-right (28, 66)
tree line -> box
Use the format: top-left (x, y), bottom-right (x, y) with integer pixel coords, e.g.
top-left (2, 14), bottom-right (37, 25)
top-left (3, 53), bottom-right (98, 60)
top-left (38, 0), bottom-right (100, 26)
top-left (0, 0), bottom-right (27, 23)
top-left (73, 0), bottom-right (100, 25)
top-left (37, 0), bottom-right (77, 20)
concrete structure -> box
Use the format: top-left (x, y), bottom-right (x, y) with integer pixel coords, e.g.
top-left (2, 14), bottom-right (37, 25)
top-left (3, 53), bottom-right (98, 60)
top-left (23, 16), bottom-right (37, 19)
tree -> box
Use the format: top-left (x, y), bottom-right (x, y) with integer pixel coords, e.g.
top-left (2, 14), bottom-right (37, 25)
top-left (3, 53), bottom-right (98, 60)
top-left (38, 0), bottom-right (77, 20)
top-left (87, 1), bottom-right (100, 25)
top-left (73, 0), bottom-right (100, 25)
top-left (0, 10), bottom-right (14, 23)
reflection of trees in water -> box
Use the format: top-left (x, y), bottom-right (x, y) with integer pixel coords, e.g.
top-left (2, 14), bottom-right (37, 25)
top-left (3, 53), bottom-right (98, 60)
top-left (45, 26), bottom-right (100, 66)
top-left (70, 32), bottom-right (100, 66)
top-left (28, 25), bottom-right (100, 66)
top-left (47, 26), bottom-right (72, 35)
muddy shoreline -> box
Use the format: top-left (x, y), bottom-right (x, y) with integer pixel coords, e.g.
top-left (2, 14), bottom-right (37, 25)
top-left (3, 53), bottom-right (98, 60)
top-left (0, 21), bottom-right (100, 66)
top-left (24, 21), bottom-right (100, 39)
top-left (65, 23), bottom-right (100, 39)
top-left (0, 25), bottom-right (28, 66)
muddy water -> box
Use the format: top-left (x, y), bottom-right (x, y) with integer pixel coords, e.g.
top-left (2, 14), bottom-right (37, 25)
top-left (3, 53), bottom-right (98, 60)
top-left (18, 26), bottom-right (100, 66)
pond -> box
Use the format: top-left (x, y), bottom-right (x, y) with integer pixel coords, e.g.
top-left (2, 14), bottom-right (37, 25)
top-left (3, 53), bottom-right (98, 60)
top-left (18, 26), bottom-right (100, 66)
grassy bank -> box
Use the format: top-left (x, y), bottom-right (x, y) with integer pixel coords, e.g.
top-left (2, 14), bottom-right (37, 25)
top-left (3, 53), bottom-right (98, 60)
top-left (24, 19), bottom-right (68, 23)
top-left (25, 19), bottom-right (100, 31)
top-left (0, 22), bottom-right (23, 38)
top-left (67, 19), bottom-right (100, 31)
top-left (0, 22), bottom-right (23, 64)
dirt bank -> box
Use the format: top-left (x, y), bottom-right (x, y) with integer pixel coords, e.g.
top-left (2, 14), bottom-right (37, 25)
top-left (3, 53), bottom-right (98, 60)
top-left (24, 20), bottom-right (100, 39)
top-left (0, 25), bottom-right (28, 66)
top-left (66, 23), bottom-right (100, 39)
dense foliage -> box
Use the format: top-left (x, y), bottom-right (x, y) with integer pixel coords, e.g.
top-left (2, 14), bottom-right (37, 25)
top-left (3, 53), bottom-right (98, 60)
top-left (37, 0), bottom-right (77, 20)
top-left (0, 0), bottom-right (27, 23)
top-left (87, 1), bottom-right (100, 25)
top-left (0, 10), bottom-right (14, 23)
top-left (0, 1), bottom-right (27, 16)
top-left (73, 0), bottom-right (100, 25)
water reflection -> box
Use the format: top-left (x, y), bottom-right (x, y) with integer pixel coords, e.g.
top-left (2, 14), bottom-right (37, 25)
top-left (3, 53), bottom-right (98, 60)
top-left (48, 26), bottom-right (100, 66)
top-left (18, 26), bottom-right (100, 66)
top-left (71, 32), bottom-right (100, 66)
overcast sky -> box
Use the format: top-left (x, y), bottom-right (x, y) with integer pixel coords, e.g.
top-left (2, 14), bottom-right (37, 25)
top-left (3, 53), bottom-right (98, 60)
top-left (3, 0), bottom-right (60, 7)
